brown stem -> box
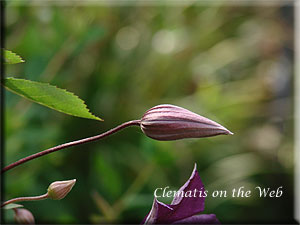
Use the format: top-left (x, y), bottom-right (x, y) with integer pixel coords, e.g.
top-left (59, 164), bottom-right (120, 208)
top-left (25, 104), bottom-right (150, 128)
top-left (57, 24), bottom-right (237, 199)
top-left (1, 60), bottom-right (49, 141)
top-left (2, 120), bottom-right (141, 173)
top-left (1, 193), bottom-right (49, 207)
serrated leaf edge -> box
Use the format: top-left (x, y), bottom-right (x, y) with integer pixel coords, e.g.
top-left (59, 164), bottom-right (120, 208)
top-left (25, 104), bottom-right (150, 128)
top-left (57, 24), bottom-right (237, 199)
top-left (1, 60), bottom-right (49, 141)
top-left (4, 49), bottom-right (25, 64)
top-left (4, 77), bottom-right (103, 121)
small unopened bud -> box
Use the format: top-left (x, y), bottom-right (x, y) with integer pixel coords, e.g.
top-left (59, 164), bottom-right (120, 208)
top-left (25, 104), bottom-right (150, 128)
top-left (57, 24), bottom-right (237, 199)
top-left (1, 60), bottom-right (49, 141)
top-left (14, 208), bottom-right (35, 224)
top-left (47, 179), bottom-right (76, 200)
top-left (140, 104), bottom-right (233, 141)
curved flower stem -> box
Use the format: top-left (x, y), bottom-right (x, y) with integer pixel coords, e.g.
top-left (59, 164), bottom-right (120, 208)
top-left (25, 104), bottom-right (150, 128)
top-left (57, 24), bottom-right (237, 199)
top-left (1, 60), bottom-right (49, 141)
top-left (1, 193), bottom-right (49, 207)
top-left (2, 120), bottom-right (141, 173)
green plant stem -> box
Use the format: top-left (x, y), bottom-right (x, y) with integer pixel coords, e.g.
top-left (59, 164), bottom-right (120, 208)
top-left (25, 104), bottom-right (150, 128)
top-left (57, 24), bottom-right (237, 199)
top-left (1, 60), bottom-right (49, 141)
top-left (1, 193), bottom-right (49, 207)
top-left (2, 120), bottom-right (141, 173)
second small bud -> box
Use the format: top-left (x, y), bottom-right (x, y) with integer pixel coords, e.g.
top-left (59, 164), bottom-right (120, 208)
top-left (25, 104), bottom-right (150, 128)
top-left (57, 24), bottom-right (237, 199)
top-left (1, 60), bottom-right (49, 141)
top-left (47, 179), bottom-right (76, 200)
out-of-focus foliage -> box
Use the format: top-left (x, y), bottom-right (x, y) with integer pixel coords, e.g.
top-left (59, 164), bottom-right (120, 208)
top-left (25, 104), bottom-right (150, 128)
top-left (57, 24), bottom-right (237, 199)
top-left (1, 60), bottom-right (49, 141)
top-left (5, 2), bottom-right (294, 224)
top-left (4, 77), bottom-right (102, 121)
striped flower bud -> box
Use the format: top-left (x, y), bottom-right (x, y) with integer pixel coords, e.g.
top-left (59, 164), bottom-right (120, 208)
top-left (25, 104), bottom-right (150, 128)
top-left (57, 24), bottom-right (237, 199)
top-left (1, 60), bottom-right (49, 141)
top-left (14, 208), bottom-right (35, 224)
top-left (47, 179), bottom-right (76, 200)
top-left (140, 104), bottom-right (233, 141)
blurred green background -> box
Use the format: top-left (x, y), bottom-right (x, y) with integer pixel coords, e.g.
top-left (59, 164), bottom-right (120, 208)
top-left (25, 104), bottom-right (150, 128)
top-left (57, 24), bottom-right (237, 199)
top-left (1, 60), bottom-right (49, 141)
top-left (4, 2), bottom-right (294, 224)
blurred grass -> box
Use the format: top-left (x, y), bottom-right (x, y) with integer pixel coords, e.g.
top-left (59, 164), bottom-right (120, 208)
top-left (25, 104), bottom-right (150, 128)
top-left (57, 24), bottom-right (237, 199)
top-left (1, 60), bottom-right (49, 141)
top-left (4, 3), bottom-right (294, 224)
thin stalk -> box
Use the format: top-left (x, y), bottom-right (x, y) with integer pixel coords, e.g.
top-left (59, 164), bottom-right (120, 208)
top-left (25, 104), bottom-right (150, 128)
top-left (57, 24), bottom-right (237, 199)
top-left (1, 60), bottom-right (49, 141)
top-left (1, 193), bottom-right (49, 207)
top-left (2, 120), bottom-right (141, 173)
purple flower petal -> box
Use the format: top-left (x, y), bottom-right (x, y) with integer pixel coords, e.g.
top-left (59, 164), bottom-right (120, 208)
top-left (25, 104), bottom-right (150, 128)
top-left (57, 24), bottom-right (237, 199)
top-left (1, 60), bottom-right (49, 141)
top-left (142, 198), bottom-right (174, 224)
top-left (174, 214), bottom-right (220, 224)
top-left (142, 164), bottom-right (206, 224)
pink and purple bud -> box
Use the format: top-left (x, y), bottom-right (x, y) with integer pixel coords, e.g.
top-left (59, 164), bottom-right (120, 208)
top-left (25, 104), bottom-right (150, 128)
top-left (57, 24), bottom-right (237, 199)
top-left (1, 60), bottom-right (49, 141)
top-left (47, 179), bottom-right (76, 200)
top-left (140, 104), bottom-right (233, 141)
top-left (14, 208), bottom-right (35, 224)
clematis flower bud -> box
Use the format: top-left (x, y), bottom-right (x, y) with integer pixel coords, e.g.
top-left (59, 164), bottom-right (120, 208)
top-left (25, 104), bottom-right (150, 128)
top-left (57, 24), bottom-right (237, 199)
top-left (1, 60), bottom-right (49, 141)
top-left (14, 208), bottom-right (35, 224)
top-left (47, 179), bottom-right (76, 200)
top-left (140, 104), bottom-right (233, 141)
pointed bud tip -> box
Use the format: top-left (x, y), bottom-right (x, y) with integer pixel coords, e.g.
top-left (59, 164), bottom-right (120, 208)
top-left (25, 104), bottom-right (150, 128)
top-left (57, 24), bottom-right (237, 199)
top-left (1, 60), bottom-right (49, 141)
top-left (226, 130), bottom-right (234, 135)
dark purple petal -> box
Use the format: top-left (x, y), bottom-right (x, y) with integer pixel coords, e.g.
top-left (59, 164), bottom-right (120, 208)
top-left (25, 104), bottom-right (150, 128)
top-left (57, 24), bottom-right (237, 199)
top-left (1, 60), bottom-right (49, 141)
top-left (142, 164), bottom-right (206, 224)
top-left (174, 214), bottom-right (220, 224)
top-left (142, 198), bottom-right (174, 224)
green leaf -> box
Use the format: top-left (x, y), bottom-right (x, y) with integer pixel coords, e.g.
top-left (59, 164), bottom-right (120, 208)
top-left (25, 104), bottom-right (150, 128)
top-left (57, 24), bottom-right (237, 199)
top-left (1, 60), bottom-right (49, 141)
top-left (3, 203), bottom-right (24, 210)
top-left (4, 77), bottom-right (103, 121)
top-left (4, 50), bottom-right (25, 64)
